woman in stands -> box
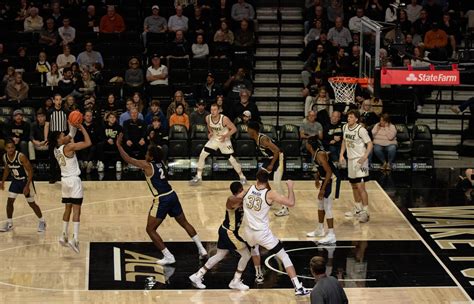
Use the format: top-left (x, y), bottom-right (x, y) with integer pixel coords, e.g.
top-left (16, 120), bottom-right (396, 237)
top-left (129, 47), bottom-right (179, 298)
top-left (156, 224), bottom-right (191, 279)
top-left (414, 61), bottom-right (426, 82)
top-left (371, 114), bottom-right (397, 171)
top-left (46, 63), bottom-right (62, 87)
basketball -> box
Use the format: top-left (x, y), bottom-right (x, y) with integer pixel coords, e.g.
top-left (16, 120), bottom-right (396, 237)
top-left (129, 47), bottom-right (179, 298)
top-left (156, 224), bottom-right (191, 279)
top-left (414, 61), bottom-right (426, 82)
top-left (68, 110), bottom-right (83, 125)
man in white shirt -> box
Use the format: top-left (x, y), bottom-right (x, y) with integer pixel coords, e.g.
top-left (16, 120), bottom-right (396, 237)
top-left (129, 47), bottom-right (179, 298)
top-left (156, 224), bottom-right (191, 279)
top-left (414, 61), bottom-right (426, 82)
top-left (328, 17), bottom-right (352, 48)
top-left (406, 0), bottom-right (423, 23)
top-left (168, 5), bottom-right (188, 32)
top-left (146, 55), bottom-right (168, 86)
top-left (24, 7), bottom-right (43, 32)
top-left (348, 8), bottom-right (365, 33)
top-left (76, 42), bottom-right (104, 70)
top-left (58, 17), bottom-right (76, 46)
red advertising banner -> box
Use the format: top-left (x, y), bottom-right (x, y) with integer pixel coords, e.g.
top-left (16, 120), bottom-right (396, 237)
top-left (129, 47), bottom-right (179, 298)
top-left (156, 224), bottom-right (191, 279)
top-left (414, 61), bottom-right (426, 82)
top-left (381, 69), bottom-right (460, 86)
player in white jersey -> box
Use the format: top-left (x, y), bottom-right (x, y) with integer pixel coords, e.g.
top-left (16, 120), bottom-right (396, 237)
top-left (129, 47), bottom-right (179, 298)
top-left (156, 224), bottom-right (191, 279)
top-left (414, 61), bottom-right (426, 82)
top-left (50, 123), bottom-right (91, 253)
top-left (190, 103), bottom-right (247, 185)
top-left (339, 110), bottom-right (373, 223)
top-left (238, 170), bottom-right (310, 296)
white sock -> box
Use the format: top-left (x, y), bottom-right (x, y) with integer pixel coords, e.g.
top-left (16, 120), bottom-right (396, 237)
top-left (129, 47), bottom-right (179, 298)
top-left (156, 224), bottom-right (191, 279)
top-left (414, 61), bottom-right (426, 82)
top-left (197, 267), bottom-right (207, 278)
top-left (39, 217), bottom-right (45, 222)
top-left (62, 221), bottom-right (69, 235)
top-left (192, 235), bottom-right (206, 253)
top-left (355, 202), bottom-right (363, 210)
top-left (318, 223), bottom-right (324, 230)
top-left (291, 277), bottom-right (302, 289)
top-left (328, 228), bottom-right (334, 235)
top-left (233, 271), bottom-right (242, 280)
top-left (363, 205), bottom-right (369, 213)
top-left (162, 247), bottom-right (173, 258)
top-left (7, 218), bottom-right (13, 224)
top-left (73, 222), bottom-right (80, 241)
top-left (255, 265), bottom-right (262, 276)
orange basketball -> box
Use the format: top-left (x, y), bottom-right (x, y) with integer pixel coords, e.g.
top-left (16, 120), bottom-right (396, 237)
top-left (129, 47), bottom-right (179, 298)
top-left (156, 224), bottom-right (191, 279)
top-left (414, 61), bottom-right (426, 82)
top-left (68, 110), bottom-right (83, 125)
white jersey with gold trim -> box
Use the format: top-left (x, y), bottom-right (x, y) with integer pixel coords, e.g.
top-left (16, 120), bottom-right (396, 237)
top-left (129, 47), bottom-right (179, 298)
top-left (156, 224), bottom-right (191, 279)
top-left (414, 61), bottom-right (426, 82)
top-left (342, 123), bottom-right (371, 160)
top-left (54, 145), bottom-right (81, 177)
top-left (242, 185), bottom-right (271, 231)
top-left (207, 114), bottom-right (229, 139)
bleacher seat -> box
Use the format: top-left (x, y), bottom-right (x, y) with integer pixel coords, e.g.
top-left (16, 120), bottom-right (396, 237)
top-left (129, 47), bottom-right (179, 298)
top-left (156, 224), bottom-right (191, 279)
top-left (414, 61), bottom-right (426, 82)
top-left (21, 107), bottom-right (36, 120)
top-left (209, 57), bottom-right (230, 71)
top-left (169, 69), bottom-right (189, 86)
top-left (191, 58), bottom-right (208, 70)
top-left (190, 124), bottom-right (208, 156)
top-left (279, 124), bottom-right (300, 156)
top-left (169, 124), bottom-right (189, 157)
top-left (412, 124), bottom-right (434, 158)
top-left (0, 107), bottom-right (14, 117)
top-left (395, 124), bottom-right (412, 156)
top-left (234, 124), bottom-right (256, 156)
top-left (261, 124), bottom-right (278, 140)
top-left (168, 57), bottom-right (190, 70)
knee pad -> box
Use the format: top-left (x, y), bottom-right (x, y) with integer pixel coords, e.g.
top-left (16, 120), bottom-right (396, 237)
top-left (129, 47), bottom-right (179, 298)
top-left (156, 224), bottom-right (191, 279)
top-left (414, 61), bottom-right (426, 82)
top-left (275, 249), bottom-right (293, 268)
top-left (318, 199), bottom-right (324, 210)
top-left (251, 245), bottom-right (260, 257)
top-left (324, 197), bottom-right (333, 219)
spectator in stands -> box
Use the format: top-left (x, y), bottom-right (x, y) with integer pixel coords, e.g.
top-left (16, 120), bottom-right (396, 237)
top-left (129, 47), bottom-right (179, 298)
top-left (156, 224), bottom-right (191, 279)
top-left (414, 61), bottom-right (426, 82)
top-left (231, 89), bottom-right (260, 122)
top-left (100, 93), bottom-right (123, 120)
top-left (169, 30), bottom-right (191, 58)
top-left (213, 20), bottom-right (234, 51)
top-left (146, 55), bottom-right (168, 86)
top-left (200, 72), bottom-right (222, 106)
top-left (124, 57), bottom-right (144, 90)
top-left (48, 2), bottom-right (63, 29)
top-left (413, 9), bottom-right (431, 40)
top-left (77, 42), bottom-right (104, 70)
top-left (371, 97), bottom-right (383, 116)
top-left (305, 5), bottom-right (326, 34)
top-left (189, 6), bottom-right (210, 38)
top-left (80, 5), bottom-right (100, 32)
top-left (451, 97), bottom-right (474, 115)
top-left (63, 95), bottom-right (77, 112)
top-left (192, 34), bottom-right (210, 58)
top-left (300, 110), bottom-right (323, 153)
top-left (231, 0), bottom-right (255, 28)
top-left (168, 5), bottom-right (189, 33)
top-left (411, 46), bottom-right (429, 67)
top-left (58, 17), bottom-right (76, 46)
top-left (57, 68), bottom-right (75, 97)
top-left (332, 47), bottom-right (352, 75)
top-left (398, 9), bottom-right (412, 35)
top-left (29, 108), bottom-right (48, 161)
top-left (328, 17), bottom-right (352, 49)
top-left (364, 0), bottom-right (384, 21)
top-left (169, 103), bottom-right (190, 130)
top-left (56, 45), bottom-right (76, 69)
top-left (7, 109), bottom-right (30, 157)
top-left (424, 0), bottom-right (443, 23)
top-left (123, 107), bottom-right (148, 159)
top-left (131, 92), bottom-right (146, 114)
top-left (120, 98), bottom-right (144, 126)
top-left (305, 19), bottom-right (323, 46)
top-left (83, 95), bottom-right (101, 122)
top-left (349, 7), bottom-right (365, 33)
top-left (327, 0), bottom-right (344, 24)
top-left (97, 111), bottom-right (122, 172)
top-left (385, 0), bottom-right (398, 23)
top-left (301, 44), bottom-right (331, 87)
top-left (39, 18), bottom-right (58, 49)
top-left (5, 72), bottom-right (29, 103)
top-left (100, 5), bottom-right (125, 33)
top-left (15, 0), bottom-right (30, 26)
top-left (440, 13), bottom-right (460, 59)
top-left (167, 90), bottom-right (190, 119)
top-left (323, 110), bottom-right (343, 162)
top-left (406, 0), bottom-right (423, 23)
top-left (2, 66), bottom-right (15, 85)
top-left (35, 51), bottom-right (51, 84)
top-left (90, 63), bottom-right (103, 85)
top-left (215, 95), bottom-right (226, 115)
top-left (424, 22), bottom-right (448, 61)
top-left (372, 113), bottom-right (397, 171)
top-left (224, 67), bottom-right (253, 99)
top-left (234, 109), bottom-right (251, 126)
top-left (234, 19), bottom-right (255, 51)
top-left (75, 70), bottom-right (96, 97)
top-left (360, 100), bottom-right (379, 127)
top-left (13, 47), bottom-right (31, 73)
top-left (70, 62), bottom-right (82, 83)
top-left (0, 43), bottom-right (10, 73)
top-left (147, 116), bottom-right (168, 160)
top-left (190, 99), bottom-right (209, 127)
top-left (142, 5), bottom-right (167, 47)
top-left (24, 7), bottom-right (43, 32)
top-left (43, 97), bottom-right (53, 112)
top-left (75, 110), bottom-right (100, 173)
top-left (307, 87), bottom-right (330, 127)
top-left (145, 99), bottom-right (167, 127)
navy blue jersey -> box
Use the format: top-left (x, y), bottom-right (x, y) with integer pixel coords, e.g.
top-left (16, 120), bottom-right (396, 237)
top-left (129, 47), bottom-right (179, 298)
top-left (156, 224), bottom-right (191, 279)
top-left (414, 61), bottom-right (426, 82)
top-left (3, 151), bottom-right (27, 180)
top-left (222, 206), bottom-right (244, 233)
top-left (145, 161), bottom-right (173, 196)
top-left (314, 149), bottom-right (337, 180)
top-left (256, 133), bottom-right (278, 159)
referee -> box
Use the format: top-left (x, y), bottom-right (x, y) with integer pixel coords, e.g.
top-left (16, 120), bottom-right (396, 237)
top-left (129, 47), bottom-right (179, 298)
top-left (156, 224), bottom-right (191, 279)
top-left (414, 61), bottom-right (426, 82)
top-left (44, 94), bottom-right (69, 183)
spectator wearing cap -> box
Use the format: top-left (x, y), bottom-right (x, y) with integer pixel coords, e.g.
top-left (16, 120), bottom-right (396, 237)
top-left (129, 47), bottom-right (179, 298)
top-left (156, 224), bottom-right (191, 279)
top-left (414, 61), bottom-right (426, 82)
top-left (192, 34), bottom-right (210, 58)
top-left (6, 72), bottom-right (29, 103)
top-left (146, 55), bottom-right (168, 86)
top-left (100, 5), bottom-right (126, 33)
top-left (145, 100), bottom-right (168, 129)
top-left (168, 5), bottom-right (189, 33)
top-left (24, 7), bottom-right (43, 32)
top-left (147, 116), bottom-right (168, 161)
top-left (234, 109), bottom-right (252, 126)
top-left (230, 89), bottom-right (260, 123)
top-left (29, 108), bottom-right (49, 161)
top-left (8, 109), bottom-right (30, 157)
top-left (77, 42), bottom-right (104, 70)
top-left (199, 72), bottom-right (222, 106)
top-left (190, 100), bottom-right (210, 128)
top-left (424, 22), bottom-right (448, 61)
top-left (142, 6), bottom-right (167, 47)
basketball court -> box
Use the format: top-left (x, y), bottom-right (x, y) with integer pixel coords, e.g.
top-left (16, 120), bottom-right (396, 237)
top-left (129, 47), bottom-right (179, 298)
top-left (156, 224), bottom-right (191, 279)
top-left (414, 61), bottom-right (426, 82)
top-left (0, 180), bottom-right (471, 303)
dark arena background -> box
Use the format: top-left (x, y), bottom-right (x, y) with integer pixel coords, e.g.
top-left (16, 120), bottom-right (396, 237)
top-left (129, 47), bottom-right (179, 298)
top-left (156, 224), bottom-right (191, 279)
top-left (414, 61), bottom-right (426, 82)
top-left (0, 0), bottom-right (473, 303)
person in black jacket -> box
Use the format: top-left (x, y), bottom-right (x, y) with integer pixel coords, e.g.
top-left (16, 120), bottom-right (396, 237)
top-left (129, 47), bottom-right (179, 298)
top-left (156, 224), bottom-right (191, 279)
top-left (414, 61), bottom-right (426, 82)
top-left (28, 108), bottom-right (48, 161)
top-left (75, 110), bottom-right (101, 173)
top-left (230, 89), bottom-right (260, 123)
top-left (122, 108), bottom-right (147, 160)
top-left (97, 112), bottom-right (122, 172)
top-left (58, 68), bottom-right (75, 97)
top-left (7, 109), bottom-right (30, 157)
top-left (147, 116), bottom-right (169, 161)
top-left (199, 72), bottom-right (222, 108)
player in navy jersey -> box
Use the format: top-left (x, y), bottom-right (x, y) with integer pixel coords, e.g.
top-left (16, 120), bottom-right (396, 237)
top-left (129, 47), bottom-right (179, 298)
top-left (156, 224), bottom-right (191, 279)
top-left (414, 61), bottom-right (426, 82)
top-left (306, 136), bottom-right (338, 244)
top-left (0, 140), bottom-right (46, 232)
top-left (116, 133), bottom-right (207, 265)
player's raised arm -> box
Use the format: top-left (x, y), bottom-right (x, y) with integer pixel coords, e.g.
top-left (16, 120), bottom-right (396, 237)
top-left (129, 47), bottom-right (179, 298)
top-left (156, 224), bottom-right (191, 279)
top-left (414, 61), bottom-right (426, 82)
top-left (116, 133), bottom-right (152, 175)
top-left (267, 180), bottom-right (295, 207)
top-left (66, 124), bottom-right (92, 152)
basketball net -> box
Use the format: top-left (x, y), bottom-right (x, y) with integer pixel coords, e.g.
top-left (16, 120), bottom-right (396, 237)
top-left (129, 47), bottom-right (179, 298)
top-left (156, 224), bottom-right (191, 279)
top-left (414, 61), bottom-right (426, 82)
top-left (328, 77), bottom-right (358, 104)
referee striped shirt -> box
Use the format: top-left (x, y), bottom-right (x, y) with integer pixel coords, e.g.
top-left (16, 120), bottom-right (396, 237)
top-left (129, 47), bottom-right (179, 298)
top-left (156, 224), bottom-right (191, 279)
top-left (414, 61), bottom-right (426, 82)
top-left (47, 108), bottom-right (68, 132)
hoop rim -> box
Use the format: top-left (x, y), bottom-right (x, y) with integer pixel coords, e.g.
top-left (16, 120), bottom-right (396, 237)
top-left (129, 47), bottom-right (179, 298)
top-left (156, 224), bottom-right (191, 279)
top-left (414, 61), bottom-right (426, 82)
top-left (328, 76), bottom-right (359, 84)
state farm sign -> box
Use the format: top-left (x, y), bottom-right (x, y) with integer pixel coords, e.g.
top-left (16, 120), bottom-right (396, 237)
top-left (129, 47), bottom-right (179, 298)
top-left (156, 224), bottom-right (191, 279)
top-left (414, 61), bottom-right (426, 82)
top-left (381, 69), bottom-right (460, 85)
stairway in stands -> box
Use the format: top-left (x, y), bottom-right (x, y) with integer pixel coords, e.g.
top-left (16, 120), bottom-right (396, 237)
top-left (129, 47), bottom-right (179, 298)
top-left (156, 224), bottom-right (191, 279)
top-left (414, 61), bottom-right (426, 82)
top-left (254, 1), bottom-right (304, 126)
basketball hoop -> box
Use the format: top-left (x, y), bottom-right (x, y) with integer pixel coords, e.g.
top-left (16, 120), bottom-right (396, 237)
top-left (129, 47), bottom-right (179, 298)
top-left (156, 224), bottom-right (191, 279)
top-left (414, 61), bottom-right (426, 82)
top-left (328, 77), bottom-right (359, 104)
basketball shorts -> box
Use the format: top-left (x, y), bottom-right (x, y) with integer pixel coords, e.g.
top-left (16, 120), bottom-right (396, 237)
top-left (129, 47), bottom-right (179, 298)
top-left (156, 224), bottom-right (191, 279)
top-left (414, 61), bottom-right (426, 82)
top-left (348, 158), bottom-right (369, 183)
top-left (319, 178), bottom-right (332, 198)
top-left (204, 137), bottom-right (234, 154)
top-left (8, 179), bottom-right (36, 201)
top-left (217, 225), bottom-right (247, 251)
top-left (241, 225), bottom-right (279, 251)
top-left (261, 152), bottom-right (284, 175)
top-left (149, 190), bottom-right (183, 220)
top-left (61, 175), bottom-right (83, 204)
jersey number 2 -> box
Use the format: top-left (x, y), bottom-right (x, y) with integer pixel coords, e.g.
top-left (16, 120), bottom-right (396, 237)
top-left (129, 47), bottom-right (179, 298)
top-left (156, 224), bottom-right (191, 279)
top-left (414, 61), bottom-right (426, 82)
top-left (158, 168), bottom-right (165, 179)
